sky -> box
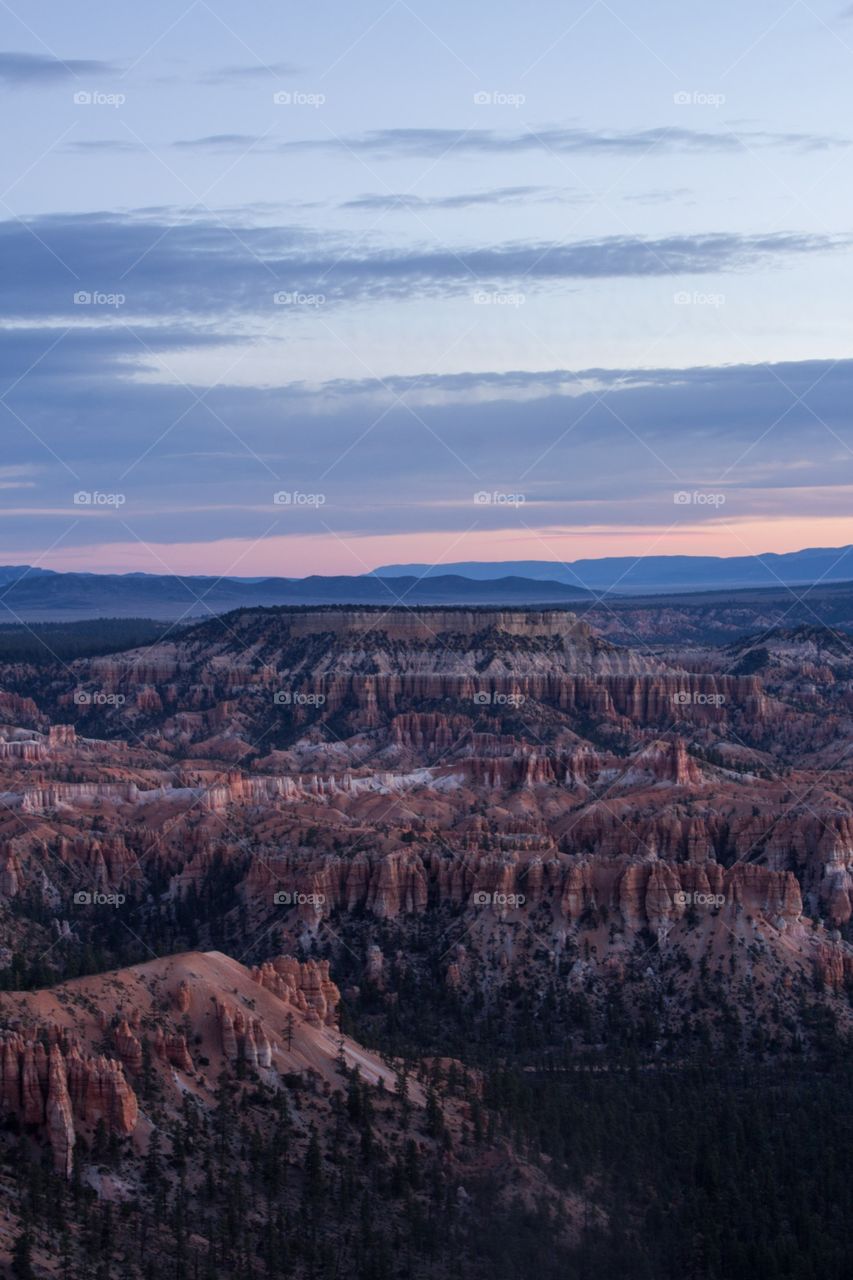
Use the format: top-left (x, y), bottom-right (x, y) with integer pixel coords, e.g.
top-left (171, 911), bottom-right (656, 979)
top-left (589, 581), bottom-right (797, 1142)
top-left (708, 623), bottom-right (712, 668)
top-left (1, 0), bottom-right (852, 578)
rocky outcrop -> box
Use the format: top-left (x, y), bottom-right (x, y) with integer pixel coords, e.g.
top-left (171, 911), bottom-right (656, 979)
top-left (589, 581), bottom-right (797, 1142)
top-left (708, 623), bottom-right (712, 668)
top-left (0, 691), bottom-right (44, 728)
top-left (46, 1044), bottom-right (75, 1177)
top-left (113, 1019), bottom-right (143, 1073)
top-left (251, 957), bottom-right (341, 1027)
top-left (48, 724), bottom-right (76, 747)
top-left (238, 835), bottom-right (806, 939)
top-left (20, 782), bottom-right (142, 813)
top-left (216, 1001), bottom-right (238, 1064)
top-left (65, 1049), bottom-right (138, 1134)
top-left (626, 737), bottom-right (702, 787)
top-left (154, 1027), bottom-right (193, 1073)
top-left (365, 944), bottom-right (385, 988)
top-left (367, 850), bottom-right (430, 918)
top-left (0, 845), bottom-right (22, 897)
top-left (57, 607), bottom-right (772, 745)
top-left (814, 943), bottom-right (853, 991)
top-left (284, 609), bottom-right (595, 643)
top-left (0, 739), bottom-right (45, 760)
top-left (391, 712), bottom-right (472, 756)
top-left (0, 1032), bottom-right (137, 1177)
top-left (214, 1001), bottom-right (275, 1068)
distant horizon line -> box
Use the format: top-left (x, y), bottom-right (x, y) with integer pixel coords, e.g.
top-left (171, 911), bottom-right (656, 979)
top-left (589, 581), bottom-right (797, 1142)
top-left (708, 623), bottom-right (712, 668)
top-left (2, 538), bottom-right (853, 580)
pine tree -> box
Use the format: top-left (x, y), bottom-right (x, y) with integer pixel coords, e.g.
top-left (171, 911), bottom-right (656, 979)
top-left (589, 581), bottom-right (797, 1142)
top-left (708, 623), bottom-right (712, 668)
top-left (11, 1226), bottom-right (35, 1280)
top-left (303, 1127), bottom-right (324, 1205)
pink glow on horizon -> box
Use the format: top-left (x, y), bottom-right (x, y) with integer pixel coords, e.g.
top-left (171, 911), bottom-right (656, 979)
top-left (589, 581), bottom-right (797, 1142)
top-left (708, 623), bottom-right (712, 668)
top-left (8, 517), bottom-right (853, 577)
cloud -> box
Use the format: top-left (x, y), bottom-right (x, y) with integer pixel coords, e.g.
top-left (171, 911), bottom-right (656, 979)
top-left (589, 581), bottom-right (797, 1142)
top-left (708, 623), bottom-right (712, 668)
top-left (66, 139), bottom-right (143, 154)
top-left (0, 51), bottom-right (119, 85)
top-left (202, 61), bottom-right (301, 83)
top-left (268, 359), bottom-right (853, 421)
top-left (341, 186), bottom-right (576, 211)
top-left (623, 187), bottom-right (693, 205)
top-left (341, 186), bottom-right (691, 212)
top-left (173, 133), bottom-right (267, 151)
top-left (0, 210), bottom-right (847, 557)
top-left (0, 324), bottom-right (241, 390)
top-left (0, 212), bottom-right (843, 324)
top-left (2, 352), bottom-right (853, 557)
top-left (175, 124), bottom-right (849, 158)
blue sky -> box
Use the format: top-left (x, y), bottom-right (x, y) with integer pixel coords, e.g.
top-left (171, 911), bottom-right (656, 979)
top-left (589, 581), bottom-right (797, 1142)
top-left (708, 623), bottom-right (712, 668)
top-left (1, 0), bottom-right (852, 576)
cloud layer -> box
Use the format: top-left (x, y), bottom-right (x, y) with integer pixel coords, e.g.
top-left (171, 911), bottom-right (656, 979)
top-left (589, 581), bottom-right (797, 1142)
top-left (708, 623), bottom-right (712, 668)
top-left (175, 125), bottom-right (850, 158)
top-left (0, 51), bottom-right (119, 84)
top-left (0, 212), bottom-right (843, 322)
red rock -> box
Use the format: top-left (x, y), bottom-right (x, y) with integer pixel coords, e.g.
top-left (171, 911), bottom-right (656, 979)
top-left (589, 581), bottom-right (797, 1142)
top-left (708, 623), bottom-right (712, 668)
top-left (216, 1002), bottom-right (238, 1063)
top-left (251, 956), bottom-right (341, 1027)
top-left (114, 1019), bottom-right (143, 1073)
top-left (46, 1045), bottom-right (75, 1178)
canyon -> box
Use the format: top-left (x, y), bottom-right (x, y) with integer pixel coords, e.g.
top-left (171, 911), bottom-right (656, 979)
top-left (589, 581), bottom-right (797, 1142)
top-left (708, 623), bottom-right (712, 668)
top-left (1, 605), bottom-right (853, 1276)
top-left (0, 608), bottom-right (851, 1020)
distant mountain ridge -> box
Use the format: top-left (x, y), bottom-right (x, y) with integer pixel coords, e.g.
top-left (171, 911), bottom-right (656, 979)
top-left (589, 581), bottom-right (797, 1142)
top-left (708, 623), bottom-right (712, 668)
top-left (2, 542), bottom-right (853, 620)
top-left (376, 544), bottom-right (853, 593)
top-left (0, 568), bottom-right (592, 621)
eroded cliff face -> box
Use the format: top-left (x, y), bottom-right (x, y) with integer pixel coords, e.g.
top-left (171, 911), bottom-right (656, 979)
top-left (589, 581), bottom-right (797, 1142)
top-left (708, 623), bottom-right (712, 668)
top-left (1, 606), bottom-right (853, 1052)
top-left (0, 1030), bottom-right (137, 1175)
top-left (0, 950), bottom-right (403, 1180)
top-left (64, 670), bottom-right (764, 736)
top-left (250, 957), bottom-right (340, 1026)
top-left (237, 839), bottom-right (807, 941)
top-left (2, 607), bottom-right (852, 1276)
